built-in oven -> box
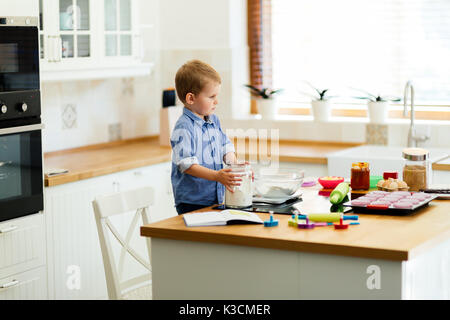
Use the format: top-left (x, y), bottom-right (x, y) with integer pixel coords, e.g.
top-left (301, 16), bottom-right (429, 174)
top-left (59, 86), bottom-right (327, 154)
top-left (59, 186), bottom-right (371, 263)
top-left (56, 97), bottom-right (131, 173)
top-left (0, 16), bottom-right (43, 222)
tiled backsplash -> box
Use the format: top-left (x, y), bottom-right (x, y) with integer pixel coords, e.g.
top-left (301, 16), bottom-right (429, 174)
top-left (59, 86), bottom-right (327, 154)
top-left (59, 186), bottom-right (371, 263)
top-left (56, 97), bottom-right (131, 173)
top-left (41, 77), bottom-right (160, 152)
top-left (366, 124), bottom-right (388, 145)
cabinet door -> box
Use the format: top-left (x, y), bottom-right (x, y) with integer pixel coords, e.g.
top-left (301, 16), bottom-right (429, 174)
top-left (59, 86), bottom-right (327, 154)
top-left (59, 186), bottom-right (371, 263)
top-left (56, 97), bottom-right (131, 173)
top-left (128, 162), bottom-right (177, 222)
top-left (433, 170), bottom-right (450, 186)
top-left (39, 0), bottom-right (58, 65)
top-left (0, 266), bottom-right (47, 300)
top-left (40, 0), bottom-right (96, 69)
top-left (102, 0), bottom-right (141, 64)
top-left (0, 214), bottom-right (46, 280)
top-left (44, 175), bottom-right (114, 300)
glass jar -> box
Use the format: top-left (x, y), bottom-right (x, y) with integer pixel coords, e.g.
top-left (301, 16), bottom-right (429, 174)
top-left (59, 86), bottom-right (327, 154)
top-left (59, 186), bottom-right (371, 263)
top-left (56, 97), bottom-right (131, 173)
top-left (402, 148), bottom-right (431, 192)
top-left (350, 162), bottom-right (370, 190)
top-left (225, 163), bottom-right (253, 209)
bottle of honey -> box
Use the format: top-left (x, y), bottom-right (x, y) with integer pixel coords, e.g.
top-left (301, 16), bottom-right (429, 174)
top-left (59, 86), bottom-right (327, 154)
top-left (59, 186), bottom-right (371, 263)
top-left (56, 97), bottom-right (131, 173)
top-left (350, 162), bottom-right (370, 190)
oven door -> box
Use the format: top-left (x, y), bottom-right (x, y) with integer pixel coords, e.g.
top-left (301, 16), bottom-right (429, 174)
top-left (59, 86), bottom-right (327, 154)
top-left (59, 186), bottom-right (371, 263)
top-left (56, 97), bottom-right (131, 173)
top-left (0, 26), bottom-right (39, 92)
top-left (0, 124), bottom-right (43, 222)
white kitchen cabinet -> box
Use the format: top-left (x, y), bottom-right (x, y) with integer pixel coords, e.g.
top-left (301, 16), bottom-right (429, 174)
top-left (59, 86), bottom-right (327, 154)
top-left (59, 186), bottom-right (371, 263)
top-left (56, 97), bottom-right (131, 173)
top-left (433, 170), bottom-right (450, 186)
top-left (0, 266), bottom-right (48, 300)
top-left (44, 161), bottom-right (176, 299)
top-left (0, 214), bottom-right (47, 300)
top-left (39, 0), bottom-right (153, 81)
top-left (0, 214), bottom-right (46, 280)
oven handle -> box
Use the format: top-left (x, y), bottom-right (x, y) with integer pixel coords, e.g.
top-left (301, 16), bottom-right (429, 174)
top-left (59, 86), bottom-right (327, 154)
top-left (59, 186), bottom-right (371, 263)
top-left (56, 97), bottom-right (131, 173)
top-left (0, 124), bottom-right (44, 136)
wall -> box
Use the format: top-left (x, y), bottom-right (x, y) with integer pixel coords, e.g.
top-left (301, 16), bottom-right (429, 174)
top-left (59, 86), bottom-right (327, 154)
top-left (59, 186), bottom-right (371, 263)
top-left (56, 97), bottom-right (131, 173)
top-left (159, 0), bottom-right (250, 120)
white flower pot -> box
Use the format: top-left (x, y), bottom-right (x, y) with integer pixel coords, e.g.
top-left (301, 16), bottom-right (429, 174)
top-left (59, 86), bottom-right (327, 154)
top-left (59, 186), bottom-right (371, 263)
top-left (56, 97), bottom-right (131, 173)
top-left (311, 100), bottom-right (331, 122)
top-left (368, 101), bottom-right (389, 124)
top-left (258, 99), bottom-right (277, 119)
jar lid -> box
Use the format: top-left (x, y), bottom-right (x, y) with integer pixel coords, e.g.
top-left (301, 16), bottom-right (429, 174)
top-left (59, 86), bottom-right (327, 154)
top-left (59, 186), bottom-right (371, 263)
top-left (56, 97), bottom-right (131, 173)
top-left (352, 162), bottom-right (369, 169)
top-left (402, 148), bottom-right (429, 161)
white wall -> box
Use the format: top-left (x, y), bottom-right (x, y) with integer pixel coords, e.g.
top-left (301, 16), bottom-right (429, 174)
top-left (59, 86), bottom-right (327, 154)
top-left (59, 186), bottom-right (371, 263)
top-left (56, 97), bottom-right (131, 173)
top-left (159, 0), bottom-right (250, 120)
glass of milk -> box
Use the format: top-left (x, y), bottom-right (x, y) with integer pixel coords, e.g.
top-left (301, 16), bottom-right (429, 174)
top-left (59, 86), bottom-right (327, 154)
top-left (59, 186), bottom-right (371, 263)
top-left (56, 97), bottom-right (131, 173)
top-left (225, 163), bottom-right (253, 209)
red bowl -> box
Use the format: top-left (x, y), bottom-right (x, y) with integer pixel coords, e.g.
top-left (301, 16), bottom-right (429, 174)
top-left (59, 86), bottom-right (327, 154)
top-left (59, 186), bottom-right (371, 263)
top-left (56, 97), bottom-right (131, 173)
top-left (318, 176), bottom-right (345, 189)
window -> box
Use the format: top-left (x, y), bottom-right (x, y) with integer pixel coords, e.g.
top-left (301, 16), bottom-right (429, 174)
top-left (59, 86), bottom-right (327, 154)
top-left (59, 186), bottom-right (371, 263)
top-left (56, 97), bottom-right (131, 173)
top-left (268, 0), bottom-right (450, 118)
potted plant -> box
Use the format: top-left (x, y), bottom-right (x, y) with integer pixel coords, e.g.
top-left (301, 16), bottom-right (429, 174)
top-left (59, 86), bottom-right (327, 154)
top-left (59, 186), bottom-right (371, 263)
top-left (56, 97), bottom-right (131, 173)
top-left (244, 85), bottom-right (283, 119)
top-left (352, 89), bottom-right (401, 124)
top-left (299, 82), bottom-right (336, 122)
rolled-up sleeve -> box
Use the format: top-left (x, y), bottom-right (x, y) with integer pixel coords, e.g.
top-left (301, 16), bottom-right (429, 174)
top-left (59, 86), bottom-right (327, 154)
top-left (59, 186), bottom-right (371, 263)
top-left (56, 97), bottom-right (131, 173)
top-left (171, 124), bottom-right (199, 173)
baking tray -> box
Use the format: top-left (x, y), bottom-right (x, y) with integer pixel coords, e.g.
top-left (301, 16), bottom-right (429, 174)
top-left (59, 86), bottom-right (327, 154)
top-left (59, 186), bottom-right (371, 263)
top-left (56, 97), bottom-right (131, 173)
top-left (343, 194), bottom-right (439, 216)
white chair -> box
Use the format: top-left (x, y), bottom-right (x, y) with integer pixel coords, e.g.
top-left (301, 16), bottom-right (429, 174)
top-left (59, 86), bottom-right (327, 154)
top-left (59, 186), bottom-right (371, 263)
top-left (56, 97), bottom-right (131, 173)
top-left (92, 187), bottom-right (154, 300)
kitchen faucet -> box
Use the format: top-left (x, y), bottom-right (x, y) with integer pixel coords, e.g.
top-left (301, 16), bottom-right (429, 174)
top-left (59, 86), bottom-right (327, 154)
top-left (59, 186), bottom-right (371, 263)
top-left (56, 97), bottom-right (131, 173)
top-left (403, 81), bottom-right (430, 148)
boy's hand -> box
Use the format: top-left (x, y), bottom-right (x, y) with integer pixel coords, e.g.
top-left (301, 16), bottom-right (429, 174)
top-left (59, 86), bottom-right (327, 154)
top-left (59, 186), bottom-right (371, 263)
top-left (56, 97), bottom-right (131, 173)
top-left (216, 168), bottom-right (242, 193)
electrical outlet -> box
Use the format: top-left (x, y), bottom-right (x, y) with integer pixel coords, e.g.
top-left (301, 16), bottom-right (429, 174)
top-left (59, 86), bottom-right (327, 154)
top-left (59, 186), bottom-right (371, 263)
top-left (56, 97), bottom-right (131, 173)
top-left (108, 123), bottom-right (122, 141)
top-left (61, 104), bottom-right (77, 130)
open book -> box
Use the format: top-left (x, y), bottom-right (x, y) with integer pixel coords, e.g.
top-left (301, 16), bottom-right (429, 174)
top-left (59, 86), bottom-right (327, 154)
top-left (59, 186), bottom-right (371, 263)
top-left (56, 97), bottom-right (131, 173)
top-left (183, 209), bottom-right (263, 227)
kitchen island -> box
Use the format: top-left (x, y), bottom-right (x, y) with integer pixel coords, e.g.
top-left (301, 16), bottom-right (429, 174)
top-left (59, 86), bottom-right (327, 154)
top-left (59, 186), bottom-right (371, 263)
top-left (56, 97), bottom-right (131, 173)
top-left (141, 187), bottom-right (450, 299)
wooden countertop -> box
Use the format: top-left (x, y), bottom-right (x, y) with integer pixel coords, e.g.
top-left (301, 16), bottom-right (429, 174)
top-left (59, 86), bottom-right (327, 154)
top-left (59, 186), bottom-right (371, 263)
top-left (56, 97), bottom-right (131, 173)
top-left (44, 136), bottom-right (359, 187)
top-left (44, 136), bottom-right (172, 187)
top-left (141, 187), bottom-right (450, 262)
top-left (433, 156), bottom-right (450, 171)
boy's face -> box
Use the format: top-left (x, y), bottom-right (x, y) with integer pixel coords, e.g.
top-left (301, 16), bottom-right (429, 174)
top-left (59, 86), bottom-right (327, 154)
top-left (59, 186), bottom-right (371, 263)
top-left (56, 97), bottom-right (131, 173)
top-left (186, 81), bottom-right (220, 119)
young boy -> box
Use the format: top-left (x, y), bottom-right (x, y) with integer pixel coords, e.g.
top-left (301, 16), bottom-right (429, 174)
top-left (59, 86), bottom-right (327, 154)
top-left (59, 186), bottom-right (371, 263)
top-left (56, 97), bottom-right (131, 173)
top-left (170, 60), bottom-right (241, 215)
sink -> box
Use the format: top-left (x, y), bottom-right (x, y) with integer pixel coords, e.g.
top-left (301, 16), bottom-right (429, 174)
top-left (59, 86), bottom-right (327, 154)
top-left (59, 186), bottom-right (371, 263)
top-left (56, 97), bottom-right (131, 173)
top-left (327, 145), bottom-right (449, 178)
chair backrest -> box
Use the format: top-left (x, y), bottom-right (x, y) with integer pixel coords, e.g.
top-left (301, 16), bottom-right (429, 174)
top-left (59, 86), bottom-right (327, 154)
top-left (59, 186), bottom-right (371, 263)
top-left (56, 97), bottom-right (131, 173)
top-left (92, 186), bottom-right (154, 300)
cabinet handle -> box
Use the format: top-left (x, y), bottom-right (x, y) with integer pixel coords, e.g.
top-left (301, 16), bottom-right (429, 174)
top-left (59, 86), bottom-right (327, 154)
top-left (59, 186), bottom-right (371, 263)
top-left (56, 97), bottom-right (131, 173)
top-left (0, 280), bottom-right (20, 289)
top-left (112, 181), bottom-right (121, 192)
top-left (0, 225), bottom-right (18, 234)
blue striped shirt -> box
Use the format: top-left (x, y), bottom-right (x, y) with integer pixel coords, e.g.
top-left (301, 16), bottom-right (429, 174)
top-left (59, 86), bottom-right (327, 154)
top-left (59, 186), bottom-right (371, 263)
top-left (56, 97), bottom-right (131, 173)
top-left (170, 107), bottom-right (235, 207)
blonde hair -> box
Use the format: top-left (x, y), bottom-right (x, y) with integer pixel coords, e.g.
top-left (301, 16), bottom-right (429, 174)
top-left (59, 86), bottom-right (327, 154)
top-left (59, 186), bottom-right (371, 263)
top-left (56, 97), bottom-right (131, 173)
top-left (175, 60), bottom-right (221, 104)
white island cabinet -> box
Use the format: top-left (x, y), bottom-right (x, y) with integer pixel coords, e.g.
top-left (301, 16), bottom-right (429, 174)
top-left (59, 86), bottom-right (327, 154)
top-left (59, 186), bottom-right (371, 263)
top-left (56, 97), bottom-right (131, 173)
top-left (39, 0), bottom-right (153, 82)
top-left (44, 161), bottom-right (176, 300)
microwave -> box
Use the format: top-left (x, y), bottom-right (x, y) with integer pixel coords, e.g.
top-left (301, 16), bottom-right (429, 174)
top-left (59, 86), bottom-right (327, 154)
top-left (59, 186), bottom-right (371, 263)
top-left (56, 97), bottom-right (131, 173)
top-left (0, 17), bottom-right (43, 222)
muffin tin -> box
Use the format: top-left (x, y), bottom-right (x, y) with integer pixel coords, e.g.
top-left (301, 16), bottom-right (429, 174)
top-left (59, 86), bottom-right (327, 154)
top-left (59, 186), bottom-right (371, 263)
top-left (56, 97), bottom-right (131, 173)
top-left (343, 191), bottom-right (438, 215)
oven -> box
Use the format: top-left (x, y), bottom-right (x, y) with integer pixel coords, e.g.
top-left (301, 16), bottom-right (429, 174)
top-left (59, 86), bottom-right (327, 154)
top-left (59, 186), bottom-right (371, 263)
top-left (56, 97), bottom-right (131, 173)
top-left (0, 16), bottom-right (43, 222)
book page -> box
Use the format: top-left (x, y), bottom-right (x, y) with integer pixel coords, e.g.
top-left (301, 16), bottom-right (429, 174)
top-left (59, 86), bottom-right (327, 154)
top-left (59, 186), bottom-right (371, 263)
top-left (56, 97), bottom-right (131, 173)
top-left (221, 210), bottom-right (263, 224)
top-left (183, 211), bottom-right (226, 227)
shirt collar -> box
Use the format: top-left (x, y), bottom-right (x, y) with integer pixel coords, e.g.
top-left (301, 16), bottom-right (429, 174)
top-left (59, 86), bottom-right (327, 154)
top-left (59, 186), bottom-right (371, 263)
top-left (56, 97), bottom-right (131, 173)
top-left (183, 107), bottom-right (214, 126)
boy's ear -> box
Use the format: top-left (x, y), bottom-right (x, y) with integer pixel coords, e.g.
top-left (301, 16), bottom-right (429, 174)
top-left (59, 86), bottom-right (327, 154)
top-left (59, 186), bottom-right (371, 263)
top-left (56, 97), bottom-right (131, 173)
top-left (185, 93), bottom-right (195, 105)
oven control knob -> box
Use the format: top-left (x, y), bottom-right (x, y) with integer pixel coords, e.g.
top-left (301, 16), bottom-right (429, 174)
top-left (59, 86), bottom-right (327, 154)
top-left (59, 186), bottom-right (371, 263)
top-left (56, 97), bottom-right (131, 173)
top-left (20, 103), bottom-right (28, 112)
top-left (1, 105), bottom-right (7, 114)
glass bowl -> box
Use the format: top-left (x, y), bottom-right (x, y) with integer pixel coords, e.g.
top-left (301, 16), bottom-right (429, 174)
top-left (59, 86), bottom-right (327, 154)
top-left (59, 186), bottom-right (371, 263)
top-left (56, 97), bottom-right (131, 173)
top-left (253, 168), bottom-right (305, 199)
